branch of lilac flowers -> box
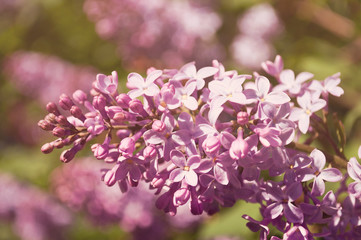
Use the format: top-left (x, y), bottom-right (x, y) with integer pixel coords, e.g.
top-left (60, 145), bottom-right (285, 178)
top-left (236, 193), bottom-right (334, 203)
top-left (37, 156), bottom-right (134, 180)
top-left (286, 142), bottom-right (348, 169)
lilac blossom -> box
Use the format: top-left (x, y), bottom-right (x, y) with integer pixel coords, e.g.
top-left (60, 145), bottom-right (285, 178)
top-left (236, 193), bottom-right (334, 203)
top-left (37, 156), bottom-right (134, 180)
top-left (289, 92), bottom-right (326, 134)
top-left (38, 56), bottom-right (354, 238)
top-left (273, 69), bottom-right (314, 96)
top-left (169, 150), bottom-right (201, 186)
top-left (309, 149), bottom-right (343, 196)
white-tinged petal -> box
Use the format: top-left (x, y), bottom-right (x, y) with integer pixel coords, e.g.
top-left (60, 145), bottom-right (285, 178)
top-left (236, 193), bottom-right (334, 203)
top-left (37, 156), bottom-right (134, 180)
top-left (145, 70), bottom-right (163, 85)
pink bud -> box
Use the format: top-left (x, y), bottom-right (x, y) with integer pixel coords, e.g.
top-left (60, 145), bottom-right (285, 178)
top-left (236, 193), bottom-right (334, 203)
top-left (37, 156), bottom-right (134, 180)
top-left (119, 137), bottom-right (135, 156)
top-left (59, 94), bottom-right (74, 110)
top-left (202, 136), bottom-right (221, 156)
top-left (72, 90), bottom-right (87, 104)
top-left (129, 99), bottom-right (144, 114)
top-left (70, 106), bottom-right (84, 119)
top-left (143, 146), bottom-right (157, 161)
top-left (44, 113), bottom-right (57, 124)
top-left (229, 137), bottom-right (249, 160)
top-left (93, 144), bottom-right (109, 159)
top-left (52, 126), bottom-right (68, 138)
top-left (46, 102), bottom-right (60, 116)
top-left (237, 111), bottom-right (249, 125)
top-left (152, 120), bottom-right (166, 132)
top-left (116, 94), bottom-right (131, 108)
top-left (93, 95), bottom-right (106, 110)
top-left (60, 149), bottom-right (76, 163)
top-left (38, 120), bottom-right (54, 131)
top-left (41, 143), bottom-right (54, 154)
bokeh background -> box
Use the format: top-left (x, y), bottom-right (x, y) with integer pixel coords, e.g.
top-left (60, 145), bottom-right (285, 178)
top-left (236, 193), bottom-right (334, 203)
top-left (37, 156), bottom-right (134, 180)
top-left (1, 0), bottom-right (361, 239)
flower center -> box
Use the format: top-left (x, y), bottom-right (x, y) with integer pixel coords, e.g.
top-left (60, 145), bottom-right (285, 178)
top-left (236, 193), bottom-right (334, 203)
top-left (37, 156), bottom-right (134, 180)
top-left (183, 166), bottom-right (190, 171)
top-left (182, 94), bottom-right (188, 100)
top-left (305, 109), bottom-right (312, 115)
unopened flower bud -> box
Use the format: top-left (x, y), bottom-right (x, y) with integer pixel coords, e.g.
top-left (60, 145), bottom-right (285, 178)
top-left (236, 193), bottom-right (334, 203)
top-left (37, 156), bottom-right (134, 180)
top-left (52, 126), bottom-right (68, 138)
top-left (229, 137), bottom-right (249, 160)
top-left (45, 113), bottom-right (57, 124)
top-left (60, 149), bottom-right (76, 163)
top-left (70, 106), bottom-right (84, 119)
top-left (116, 94), bottom-right (131, 108)
top-left (143, 146), bottom-right (157, 161)
top-left (38, 120), bottom-right (55, 131)
top-left (46, 102), bottom-right (60, 116)
top-left (41, 143), bottom-right (54, 154)
top-left (152, 120), bottom-right (166, 132)
top-left (55, 115), bottom-right (71, 127)
top-left (119, 137), bottom-right (135, 156)
top-left (237, 111), bottom-right (249, 125)
top-left (202, 135), bottom-right (221, 156)
top-left (59, 94), bottom-right (74, 110)
top-left (72, 90), bottom-right (87, 104)
top-left (129, 99), bottom-right (144, 114)
top-left (93, 143), bottom-right (109, 159)
top-left (93, 95), bottom-right (106, 110)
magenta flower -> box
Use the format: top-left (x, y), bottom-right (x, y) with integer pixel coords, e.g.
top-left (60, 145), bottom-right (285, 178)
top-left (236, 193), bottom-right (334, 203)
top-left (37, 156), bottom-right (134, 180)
top-left (244, 76), bottom-right (290, 106)
top-left (169, 150), bottom-right (201, 186)
top-left (209, 75), bottom-right (247, 106)
top-left (170, 80), bottom-right (198, 110)
top-left (127, 70), bottom-right (162, 98)
top-left (273, 69), bottom-right (313, 96)
top-left (264, 181), bottom-right (304, 223)
top-left (347, 146), bottom-right (361, 198)
top-left (308, 72), bottom-right (344, 98)
top-left (309, 149), bottom-right (343, 196)
top-left (95, 71), bottom-right (118, 95)
top-left (173, 62), bottom-right (218, 90)
top-left (289, 92), bottom-right (326, 134)
top-left (261, 55), bottom-right (284, 79)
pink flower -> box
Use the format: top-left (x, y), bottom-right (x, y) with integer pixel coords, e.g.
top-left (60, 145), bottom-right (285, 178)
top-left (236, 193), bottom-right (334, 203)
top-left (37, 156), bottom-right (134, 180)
top-left (127, 70), bottom-right (162, 98)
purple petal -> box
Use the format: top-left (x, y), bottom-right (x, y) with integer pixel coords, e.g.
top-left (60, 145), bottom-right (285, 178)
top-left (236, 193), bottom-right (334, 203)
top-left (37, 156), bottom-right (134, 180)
top-left (197, 66), bottom-right (218, 79)
top-left (283, 202), bottom-right (304, 223)
top-left (319, 168), bottom-right (342, 182)
top-left (185, 170), bottom-right (198, 186)
top-left (170, 150), bottom-right (186, 167)
top-left (127, 72), bottom-right (144, 88)
top-left (310, 149), bottom-right (326, 171)
top-left (172, 130), bottom-right (192, 145)
top-left (209, 80), bottom-right (227, 96)
top-left (219, 131), bottom-right (236, 149)
top-left (185, 80), bottom-right (197, 95)
top-left (256, 76), bottom-right (271, 96)
top-left (145, 70), bottom-right (163, 85)
top-left (183, 96), bottom-right (198, 110)
top-left (311, 176), bottom-right (325, 196)
top-left (286, 182), bottom-right (302, 201)
top-left (214, 164), bottom-right (229, 185)
top-left (295, 72), bottom-right (314, 83)
top-left (298, 113), bottom-right (310, 134)
top-left (169, 168), bottom-right (186, 182)
top-left (265, 91), bottom-right (290, 105)
top-left (280, 69), bottom-right (295, 85)
top-left (310, 99), bottom-right (326, 113)
top-left (128, 89), bottom-right (144, 99)
top-left (129, 165), bottom-right (141, 181)
top-left (188, 155), bottom-right (201, 169)
top-left (143, 83), bottom-right (160, 97)
top-left (348, 157), bottom-right (361, 181)
top-left (265, 202), bottom-right (283, 219)
top-left (177, 112), bottom-right (193, 130)
top-left (143, 130), bottom-right (164, 145)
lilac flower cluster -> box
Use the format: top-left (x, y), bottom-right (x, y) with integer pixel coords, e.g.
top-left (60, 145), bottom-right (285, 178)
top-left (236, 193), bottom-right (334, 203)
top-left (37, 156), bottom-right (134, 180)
top-left (40, 55), bottom-right (358, 238)
top-left (83, 0), bottom-right (223, 68)
top-left (231, 4), bottom-right (283, 69)
top-left (0, 173), bottom-right (71, 240)
top-left (52, 158), bottom-right (203, 239)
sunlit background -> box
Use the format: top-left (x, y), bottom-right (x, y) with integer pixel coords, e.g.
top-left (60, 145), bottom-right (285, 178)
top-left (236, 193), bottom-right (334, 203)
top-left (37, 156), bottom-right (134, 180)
top-left (1, 0), bottom-right (361, 239)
